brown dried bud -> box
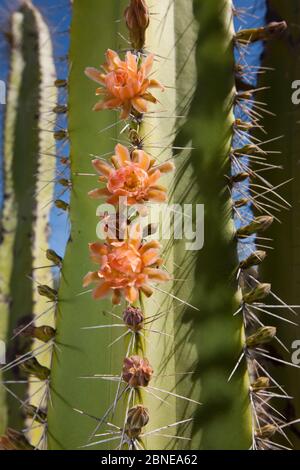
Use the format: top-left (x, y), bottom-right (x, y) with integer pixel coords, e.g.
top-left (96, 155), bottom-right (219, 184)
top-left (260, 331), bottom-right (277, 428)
top-left (37, 284), bottom-right (58, 301)
top-left (229, 172), bottom-right (250, 185)
top-left (54, 130), bottom-right (68, 141)
top-left (125, 405), bottom-right (149, 438)
top-left (124, 0), bottom-right (150, 50)
top-left (251, 377), bottom-right (270, 392)
top-left (243, 283), bottom-right (271, 304)
top-left (123, 306), bottom-right (144, 331)
top-left (0, 429), bottom-right (34, 450)
top-left (122, 355), bottom-right (153, 387)
top-left (239, 251), bottom-right (267, 270)
top-left (25, 404), bottom-right (47, 424)
top-left (46, 249), bottom-right (63, 267)
top-left (54, 79), bottom-right (67, 88)
top-left (55, 199), bottom-right (70, 211)
top-left (19, 357), bottom-right (50, 381)
top-left (13, 325), bottom-right (56, 343)
top-left (53, 104), bottom-right (68, 114)
top-left (235, 21), bottom-right (287, 44)
top-left (255, 424), bottom-right (277, 439)
top-left (246, 326), bottom-right (276, 349)
top-left (237, 216), bottom-right (274, 238)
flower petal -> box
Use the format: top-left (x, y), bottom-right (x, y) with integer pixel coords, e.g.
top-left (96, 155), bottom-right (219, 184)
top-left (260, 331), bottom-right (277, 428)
top-left (88, 188), bottom-right (111, 199)
top-left (92, 159), bottom-right (113, 177)
top-left (143, 54), bottom-right (154, 76)
top-left (93, 282), bottom-right (111, 299)
top-left (155, 161), bottom-right (175, 173)
top-left (142, 248), bottom-right (160, 266)
top-left (149, 79), bottom-right (164, 91)
top-left (83, 271), bottom-right (100, 287)
top-left (120, 101), bottom-right (132, 119)
top-left (147, 189), bottom-right (167, 202)
top-left (140, 240), bottom-right (161, 254)
top-left (126, 51), bottom-right (138, 74)
top-left (125, 286), bottom-right (139, 304)
top-left (144, 268), bottom-right (170, 282)
top-left (132, 97), bottom-right (148, 114)
top-left (132, 149), bottom-right (151, 170)
top-left (85, 67), bottom-right (106, 84)
top-left (93, 97), bottom-right (122, 111)
top-left (115, 143), bottom-right (130, 166)
top-left (112, 289), bottom-right (122, 305)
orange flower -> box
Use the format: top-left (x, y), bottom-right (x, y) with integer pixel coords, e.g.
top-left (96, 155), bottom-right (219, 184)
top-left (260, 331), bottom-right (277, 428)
top-left (89, 143), bottom-right (174, 206)
top-left (83, 225), bottom-right (170, 305)
top-left (85, 49), bottom-right (164, 119)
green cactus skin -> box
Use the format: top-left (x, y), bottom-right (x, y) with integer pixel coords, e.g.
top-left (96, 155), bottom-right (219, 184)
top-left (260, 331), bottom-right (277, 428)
top-left (0, 1), bottom-right (56, 435)
top-left (258, 0), bottom-right (300, 449)
top-left (47, 0), bottom-right (252, 450)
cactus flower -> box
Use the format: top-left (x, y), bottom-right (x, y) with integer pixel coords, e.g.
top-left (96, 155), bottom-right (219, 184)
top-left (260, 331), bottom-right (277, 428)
top-left (122, 356), bottom-right (153, 387)
top-left (83, 226), bottom-right (170, 304)
top-left (85, 49), bottom-right (164, 119)
top-left (89, 143), bottom-right (174, 205)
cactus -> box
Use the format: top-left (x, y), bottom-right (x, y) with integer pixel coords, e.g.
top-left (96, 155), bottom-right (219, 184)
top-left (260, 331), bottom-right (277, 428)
top-left (0, 0), bottom-right (56, 435)
top-left (1, 0), bottom-right (299, 451)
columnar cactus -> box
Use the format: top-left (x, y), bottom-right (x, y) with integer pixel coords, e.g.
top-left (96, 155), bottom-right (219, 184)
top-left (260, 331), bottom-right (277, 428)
top-left (0, 0), bottom-right (299, 451)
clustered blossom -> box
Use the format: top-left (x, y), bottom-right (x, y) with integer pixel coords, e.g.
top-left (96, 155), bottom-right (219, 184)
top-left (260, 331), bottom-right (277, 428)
top-left (83, 225), bottom-right (170, 305)
top-left (85, 49), bottom-right (164, 119)
top-left (89, 143), bottom-right (174, 205)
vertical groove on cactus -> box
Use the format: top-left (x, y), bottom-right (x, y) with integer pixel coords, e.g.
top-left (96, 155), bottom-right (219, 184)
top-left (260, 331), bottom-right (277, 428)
top-left (0, 1), bottom-right (56, 441)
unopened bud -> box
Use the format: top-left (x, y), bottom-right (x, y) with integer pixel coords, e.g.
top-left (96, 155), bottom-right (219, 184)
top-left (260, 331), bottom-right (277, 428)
top-left (246, 326), bottom-right (276, 349)
top-left (13, 325), bottom-right (56, 343)
top-left (0, 429), bottom-right (34, 450)
top-left (234, 119), bottom-right (253, 131)
top-left (46, 249), bottom-right (63, 267)
top-left (239, 251), bottom-right (267, 270)
top-left (232, 144), bottom-right (261, 157)
top-left (255, 424), bottom-right (277, 439)
top-left (55, 199), bottom-right (69, 211)
top-left (243, 283), bottom-right (271, 304)
top-left (233, 198), bottom-right (249, 208)
top-left (54, 79), bottom-right (67, 88)
top-left (125, 405), bottom-right (149, 438)
top-left (124, 0), bottom-right (150, 50)
top-left (37, 284), bottom-right (58, 301)
top-left (235, 21), bottom-right (287, 44)
top-left (25, 404), bottom-right (47, 424)
top-left (236, 216), bottom-right (274, 238)
top-left (123, 306), bottom-right (144, 331)
top-left (54, 130), bottom-right (68, 141)
top-left (229, 172), bottom-right (250, 185)
top-left (19, 357), bottom-right (50, 381)
top-left (122, 355), bottom-right (153, 388)
top-left (53, 105), bottom-right (68, 114)
top-left (251, 377), bottom-right (270, 391)
top-left (58, 178), bottom-right (71, 187)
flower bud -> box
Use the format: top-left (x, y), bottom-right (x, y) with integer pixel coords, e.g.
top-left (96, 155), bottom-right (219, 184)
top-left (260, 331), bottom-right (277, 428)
top-left (124, 0), bottom-right (150, 50)
top-left (25, 404), bottom-right (47, 424)
top-left (55, 199), bottom-right (69, 211)
top-left (122, 355), bottom-right (153, 387)
top-left (46, 249), bottom-right (63, 267)
top-left (123, 306), bottom-right (144, 331)
top-left (54, 79), bottom-right (67, 88)
top-left (19, 357), bottom-right (50, 381)
top-left (237, 216), bottom-right (274, 238)
top-left (125, 405), bottom-right (149, 438)
top-left (53, 104), bottom-right (68, 114)
top-left (13, 325), bottom-right (56, 343)
top-left (37, 284), bottom-right (58, 301)
top-left (239, 251), bottom-right (267, 270)
top-left (255, 424), bottom-right (277, 439)
top-left (54, 130), bottom-right (68, 141)
top-left (243, 283), bottom-right (271, 304)
top-left (251, 377), bottom-right (270, 391)
top-left (246, 326), bottom-right (276, 349)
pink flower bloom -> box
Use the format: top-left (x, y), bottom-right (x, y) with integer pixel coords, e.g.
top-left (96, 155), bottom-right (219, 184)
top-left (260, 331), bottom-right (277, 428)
top-left (83, 225), bottom-right (170, 305)
top-left (85, 49), bottom-right (164, 119)
top-left (89, 143), bottom-right (174, 206)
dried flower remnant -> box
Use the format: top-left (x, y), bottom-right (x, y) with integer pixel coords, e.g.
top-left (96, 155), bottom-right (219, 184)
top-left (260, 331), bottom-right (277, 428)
top-left (85, 50), bottom-right (164, 119)
top-left (125, 405), bottom-right (150, 438)
top-left (123, 306), bottom-right (144, 331)
top-left (122, 355), bottom-right (153, 387)
top-left (124, 0), bottom-right (150, 50)
top-left (89, 143), bottom-right (174, 205)
top-left (83, 226), bottom-right (170, 305)
top-left (0, 429), bottom-right (34, 450)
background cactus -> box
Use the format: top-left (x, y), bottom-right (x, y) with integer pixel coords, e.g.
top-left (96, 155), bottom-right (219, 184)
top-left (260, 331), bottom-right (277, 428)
top-left (0, 0), bottom-right (300, 451)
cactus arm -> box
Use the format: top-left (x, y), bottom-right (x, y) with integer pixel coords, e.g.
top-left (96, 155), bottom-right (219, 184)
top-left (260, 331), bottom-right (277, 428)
top-left (0, 2), bottom-right (56, 435)
top-left (0, 10), bottom-right (25, 435)
top-left (172, 0), bottom-right (252, 449)
top-left (258, 0), bottom-right (300, 448)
